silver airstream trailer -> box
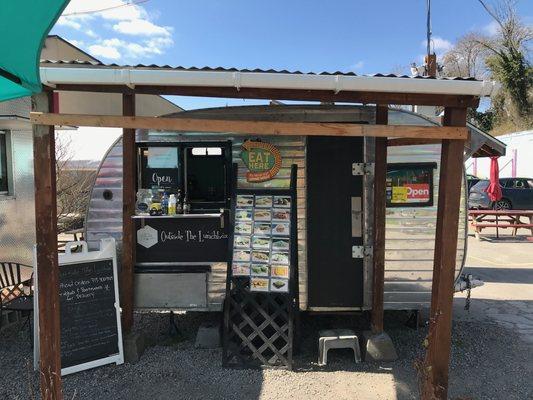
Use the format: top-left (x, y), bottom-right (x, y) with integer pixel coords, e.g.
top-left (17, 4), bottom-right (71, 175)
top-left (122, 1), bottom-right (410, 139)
top-left (84, 105), bottom-right (504, 313)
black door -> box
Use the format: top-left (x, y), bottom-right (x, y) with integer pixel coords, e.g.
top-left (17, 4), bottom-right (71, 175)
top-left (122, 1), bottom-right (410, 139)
top-left (307, 136), bottom-right (364, 308)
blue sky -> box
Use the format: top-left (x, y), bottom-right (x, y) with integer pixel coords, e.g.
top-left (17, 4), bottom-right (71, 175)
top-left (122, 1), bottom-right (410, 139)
top-left (51, 1), bottom-right (531, 160)
top-left (52, 0), bottom-right (532, 110)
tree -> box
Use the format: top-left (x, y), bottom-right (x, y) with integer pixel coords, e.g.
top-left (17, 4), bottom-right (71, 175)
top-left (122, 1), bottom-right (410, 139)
top-left (440, 1), bottom-right (532, 133)
top-left (442, 33), bottom-right (489, 79)
top-left (477, 0), bottom-right (532, 131)
top-left (56, 135), bottom-right (96, 234)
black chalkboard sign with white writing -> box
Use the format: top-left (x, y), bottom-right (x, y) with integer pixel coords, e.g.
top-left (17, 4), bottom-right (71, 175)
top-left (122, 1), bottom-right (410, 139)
top-left (142, 167), bottom-right (180, 189)
top-left (34, 239), bottom-right (123, 376)
top-left (59, 259), bottom-right (119, 368)
top-left (135, 214), bottom-right (229, 264)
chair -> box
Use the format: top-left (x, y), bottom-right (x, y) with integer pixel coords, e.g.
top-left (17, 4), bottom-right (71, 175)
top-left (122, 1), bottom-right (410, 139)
top-left (0, 262), bottom-right (34, 334)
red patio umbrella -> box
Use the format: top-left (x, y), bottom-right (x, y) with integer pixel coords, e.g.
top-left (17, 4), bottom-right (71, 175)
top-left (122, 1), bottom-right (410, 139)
top-left (485, 156), bottom-right (502, 202)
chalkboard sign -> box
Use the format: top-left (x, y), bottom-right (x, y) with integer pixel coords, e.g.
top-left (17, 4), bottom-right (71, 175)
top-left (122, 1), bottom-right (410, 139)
top-left (135, 214), bottom-right (229, 264)
top-left (34, 238), bottom-right (124, 375)
top-left (142, 167), bottom-right (180, 189)
top-left (60, 258), bottom-right (118, 368)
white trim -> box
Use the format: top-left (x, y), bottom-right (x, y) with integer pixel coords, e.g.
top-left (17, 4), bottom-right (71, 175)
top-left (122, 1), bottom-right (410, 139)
top-left (33, 246), bottom-right (39, 371)
top-left (33, 238), bottom-right (124, 375)
top-left (40, 67), bottom-right (500, 97)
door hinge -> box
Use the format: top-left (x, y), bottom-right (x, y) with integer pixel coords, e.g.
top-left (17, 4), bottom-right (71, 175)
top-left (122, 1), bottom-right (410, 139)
top-left (352, 162), bottom-right (374, 176)
top-left (352, 245), bottom-right (373, 259)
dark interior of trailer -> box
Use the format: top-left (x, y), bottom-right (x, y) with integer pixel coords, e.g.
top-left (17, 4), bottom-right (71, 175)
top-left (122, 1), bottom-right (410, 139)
top-left (137, 140), bottom-right (232, 212)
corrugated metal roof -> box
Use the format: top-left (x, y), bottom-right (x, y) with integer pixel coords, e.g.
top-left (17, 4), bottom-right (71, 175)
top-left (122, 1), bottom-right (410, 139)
top-left (39, 59), bottom-right (480, 81)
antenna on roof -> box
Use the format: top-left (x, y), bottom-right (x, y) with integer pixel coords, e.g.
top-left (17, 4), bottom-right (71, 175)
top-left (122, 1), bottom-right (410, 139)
top-left (424, 0), bottom-right (437, 77)
top-left (411, 0), bottom-right (436, 77)
top-left (426, 0), bottom-right (432, 58)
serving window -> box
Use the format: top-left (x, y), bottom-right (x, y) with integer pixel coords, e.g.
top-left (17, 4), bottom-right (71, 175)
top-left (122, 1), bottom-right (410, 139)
top-left (185, 146), bottom-right (228, 209)
top-left (386, 162), bottom-right (436, 207)
top-left (137, 141), bottom-right (232, 211)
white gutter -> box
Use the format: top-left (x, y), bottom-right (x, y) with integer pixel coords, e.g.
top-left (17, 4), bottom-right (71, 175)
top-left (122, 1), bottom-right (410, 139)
top-left (40, 67), bottom-right (500, 97)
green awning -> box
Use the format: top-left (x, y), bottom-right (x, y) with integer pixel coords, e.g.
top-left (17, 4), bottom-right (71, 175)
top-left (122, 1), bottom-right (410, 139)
top-left (0, 0), bottom-right (70, 102)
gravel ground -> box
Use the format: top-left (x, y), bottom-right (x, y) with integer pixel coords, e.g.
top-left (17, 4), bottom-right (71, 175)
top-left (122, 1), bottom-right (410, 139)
top-left (1, 311), bottom-right (531, 400)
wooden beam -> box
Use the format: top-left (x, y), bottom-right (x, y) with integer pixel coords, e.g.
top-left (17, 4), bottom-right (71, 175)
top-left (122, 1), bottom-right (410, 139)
top-left (29, 113), bottom-right (468, 140)
top-left (423, 107), bottom-right (467, 400)
top-left (121, 94), bottom-right (136, 333)
top-left (371, 105), bottom-right (388, 334)
top-left (32, 92), bottom-right (63, 400)
top-left (387, 138), bottom-right (442, 147)
top-left (50, 84), bottom-right (480, 108)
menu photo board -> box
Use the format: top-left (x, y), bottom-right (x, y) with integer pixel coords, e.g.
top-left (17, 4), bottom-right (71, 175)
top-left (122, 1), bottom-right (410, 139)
top-left (231, 194), bottom-right (292, 293)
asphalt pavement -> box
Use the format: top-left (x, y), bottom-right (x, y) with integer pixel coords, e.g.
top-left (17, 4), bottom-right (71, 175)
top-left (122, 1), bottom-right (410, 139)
top-left (456, 228), bottom-right (533, 345)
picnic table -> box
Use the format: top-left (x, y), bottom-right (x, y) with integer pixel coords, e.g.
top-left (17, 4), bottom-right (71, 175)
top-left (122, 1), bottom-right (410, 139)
top-left (469, 209), bottom-right (533, 240)
top-left (57, 228), bottom-right (84, 252)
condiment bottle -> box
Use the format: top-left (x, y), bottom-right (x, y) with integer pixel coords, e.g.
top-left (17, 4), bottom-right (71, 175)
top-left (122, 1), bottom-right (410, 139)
top-left (161, 192), bottom-right (169, 215)
top-left (168, 194), bottom-right (177, 215)
top-left (176, 189), bottom-right (183, 214)
top-left (183, 193), bottom-right (190, 214)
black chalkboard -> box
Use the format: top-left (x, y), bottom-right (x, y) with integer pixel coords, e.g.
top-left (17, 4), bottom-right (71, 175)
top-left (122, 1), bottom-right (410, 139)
top-left (59, 259), bottom-right (119, 368)
top-left (135, 215), bottom-right (229, 264)
top-left (142, 167), bottom-right (180, 189)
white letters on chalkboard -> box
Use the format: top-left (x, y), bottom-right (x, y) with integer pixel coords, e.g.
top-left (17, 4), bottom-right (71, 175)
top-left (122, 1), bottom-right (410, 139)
top-left (159, 229), bottom-right (228, 243)
top-left (152, 172), bottom-right (173, 186)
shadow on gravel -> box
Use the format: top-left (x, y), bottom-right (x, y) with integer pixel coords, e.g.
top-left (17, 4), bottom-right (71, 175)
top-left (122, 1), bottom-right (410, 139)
top-left (463, 266), bottom-right (533, 284)
top-left (469, 233), bottom-right (533, 244)
top-left (1, 309), bottom-right (532, 399)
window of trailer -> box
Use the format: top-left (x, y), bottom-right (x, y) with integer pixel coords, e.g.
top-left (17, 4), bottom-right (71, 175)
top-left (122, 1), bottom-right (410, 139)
top-left (0, 131), bottom-right (11, 195)
top-left (137, 142), bottom-right (231, 211)
top-left (386, 163), bottom-right (437, 207)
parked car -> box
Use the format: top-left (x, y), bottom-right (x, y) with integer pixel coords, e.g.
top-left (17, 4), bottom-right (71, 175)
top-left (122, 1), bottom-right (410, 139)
top-left (466, 174), bottom-right (481, 192)
top-left (468, 177), bottom-right (533, 210)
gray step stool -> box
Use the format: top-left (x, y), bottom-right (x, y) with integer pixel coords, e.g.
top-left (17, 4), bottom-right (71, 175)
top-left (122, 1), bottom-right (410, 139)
top-left (318, 329), bottom-right (361, 366)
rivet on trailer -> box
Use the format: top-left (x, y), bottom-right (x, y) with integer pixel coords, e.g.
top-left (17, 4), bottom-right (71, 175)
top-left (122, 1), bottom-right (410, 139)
top-left (27, 63), bottom-right (505, 399)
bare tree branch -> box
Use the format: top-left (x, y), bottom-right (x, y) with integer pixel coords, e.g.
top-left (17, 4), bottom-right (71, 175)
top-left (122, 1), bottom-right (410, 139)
top-left (55, 135), bottom-right (96, 234)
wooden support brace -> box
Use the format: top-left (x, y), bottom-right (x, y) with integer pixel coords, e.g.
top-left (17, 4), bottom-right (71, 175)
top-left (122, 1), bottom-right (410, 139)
top-left (121, 94), bottom-right (136, 332)
top-left (29, 112), bottom-right (468, 140)
top-left (49, 83), bottom-right (481, 108)
top-left (423, 107), bottom-right (467, 400)
top-left (387, 138), bottom-right (442, 147)
top-left (371, 105), bottom-right (388, 334)
top-left (32, 92), bottom-right (63, 400)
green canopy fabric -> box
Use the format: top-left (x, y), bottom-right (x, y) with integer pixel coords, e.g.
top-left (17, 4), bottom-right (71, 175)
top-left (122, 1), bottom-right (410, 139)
top-left (0, 0), bottom-right (70, 102)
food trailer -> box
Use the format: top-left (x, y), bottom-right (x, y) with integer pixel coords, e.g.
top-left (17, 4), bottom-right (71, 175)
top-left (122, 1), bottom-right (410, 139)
top-left (84, 104), bottom-right (505, 313)
top-left (28, 63), bottom-right (505, 398)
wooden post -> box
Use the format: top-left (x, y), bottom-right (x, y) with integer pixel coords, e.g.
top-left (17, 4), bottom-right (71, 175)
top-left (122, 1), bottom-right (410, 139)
top-left (121, 93), bottom-right (136, 332)
top-left (32, 92), bottom-right (63, 400)
top-left (371, 105), bottom-right (388, 334)
top-left (424, 107), bottom-right (467, 399)
top-left (425, 54), bottom-right (437, 77)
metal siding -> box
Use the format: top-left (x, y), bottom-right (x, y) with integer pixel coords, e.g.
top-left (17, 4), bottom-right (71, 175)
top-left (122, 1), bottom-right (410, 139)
top-left (0, 128), bottom-right (36, 265)
top-left (384, 109), bottom-right (467, 310)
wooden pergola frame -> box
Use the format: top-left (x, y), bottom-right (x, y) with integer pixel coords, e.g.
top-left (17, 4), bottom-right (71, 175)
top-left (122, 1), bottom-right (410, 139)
top-left (32, 85), bottom-right (469, 400)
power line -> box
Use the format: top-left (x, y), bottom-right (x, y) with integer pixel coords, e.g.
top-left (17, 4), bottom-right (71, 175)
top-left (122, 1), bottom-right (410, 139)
top-left (62, 0), bottom-right (150, 17)
top-left (426, 0), bottom-right (432, 57)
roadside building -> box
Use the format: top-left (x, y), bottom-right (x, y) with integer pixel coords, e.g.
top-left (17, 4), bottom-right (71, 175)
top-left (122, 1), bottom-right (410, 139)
top-left (0, 35), bottom-right (181, 264)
